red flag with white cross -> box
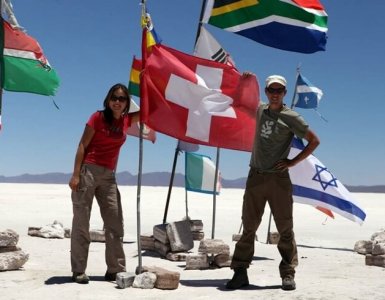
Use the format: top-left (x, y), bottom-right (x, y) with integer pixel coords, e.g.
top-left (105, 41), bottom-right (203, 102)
top-left (140, 44), bottom-right (259, 152)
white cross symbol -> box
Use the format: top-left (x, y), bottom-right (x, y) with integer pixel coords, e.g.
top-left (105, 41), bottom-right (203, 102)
top-left (165, 65), bottom-right (236, 142)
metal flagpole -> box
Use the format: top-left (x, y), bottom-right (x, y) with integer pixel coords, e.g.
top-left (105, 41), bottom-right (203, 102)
top-left (290, 64), bottom-right (301, 109)
top-left (136, 122), bottom-right (144, 274)
top-left (195, 0), bottom-right (222, 239)
top-left (135, 0), bottom-right (147, 275)
top-left (162, 141), bottom-right (180, 224)
top-left (211, 147), bottom-right (220, 238)
top-left (0, 0), bottom-right (4, 131)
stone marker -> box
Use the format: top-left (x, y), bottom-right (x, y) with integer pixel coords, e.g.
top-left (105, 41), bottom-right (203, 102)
top-left (140, 233), bottom-right (156, 251)
top-left (0, 250), bottom-right (29, 271)
top-left (153, 224), bottom-right (169, 244)
top-left (185, 254), bottom-right (209, 270)
top-left (365, 254), bottom-right (385, 268)
top-left (198, 239), bottom-right (230, 255)
top-left (28, 220), bottom-right (65, 239)
top-left (0, 229), bottom-right (19, 247)
top-left (116, 272), bottom-right (136, 289)
top-left (354, 240), bottom-right (373, 255)
top-left (214, 253), bottom-right (231, 268)
top-left (166, 220), bottom-right (194, 252)
top-left (142, 266), bottom-right (180, 290)
top-left (166, 252), bottom-right (188, 261)
top-left (154, 240), bottom-right (171, 257)
top-left (132, 272), bottom-right (157, 289)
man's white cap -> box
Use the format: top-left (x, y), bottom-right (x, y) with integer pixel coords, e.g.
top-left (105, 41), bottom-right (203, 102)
top-left (265, 75), bottom-right (287, 87)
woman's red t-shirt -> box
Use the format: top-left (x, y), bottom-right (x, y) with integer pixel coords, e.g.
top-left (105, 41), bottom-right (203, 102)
top-left (83, 111), bottom-right (132, 171)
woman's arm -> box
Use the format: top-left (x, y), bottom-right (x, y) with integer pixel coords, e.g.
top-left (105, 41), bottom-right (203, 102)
top-left (69, 125), bottom-right (95, 191)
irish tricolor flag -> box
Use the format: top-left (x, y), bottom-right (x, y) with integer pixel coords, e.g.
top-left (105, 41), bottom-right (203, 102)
top-left (185, 152), bottom-right (221, 195)
top-left (1, 19), bottom-right (59, 95)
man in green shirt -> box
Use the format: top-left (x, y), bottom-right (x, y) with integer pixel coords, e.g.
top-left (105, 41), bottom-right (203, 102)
top-left (226, 74), bottom-right (320, 291)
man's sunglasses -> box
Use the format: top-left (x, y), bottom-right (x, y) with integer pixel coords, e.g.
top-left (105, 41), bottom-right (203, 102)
top-left (266, 87), bottom-right (286, 94)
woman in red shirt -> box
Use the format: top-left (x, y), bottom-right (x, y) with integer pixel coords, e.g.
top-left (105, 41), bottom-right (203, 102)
top-left (69, 83), bottom-right (139, 284)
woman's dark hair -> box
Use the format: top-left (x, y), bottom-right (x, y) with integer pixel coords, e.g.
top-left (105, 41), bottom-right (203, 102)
top-left (102, 83), bottom-right (130, 124)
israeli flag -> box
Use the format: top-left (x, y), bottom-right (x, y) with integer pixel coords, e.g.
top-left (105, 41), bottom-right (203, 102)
top-left (289, 138), bottom-right (366, 225)
top-left (294, 74), bottom-right (323, 109)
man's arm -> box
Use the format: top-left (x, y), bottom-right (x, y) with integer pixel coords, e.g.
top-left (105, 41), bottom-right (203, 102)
top-left (275, 129), bottom-right (320, 171)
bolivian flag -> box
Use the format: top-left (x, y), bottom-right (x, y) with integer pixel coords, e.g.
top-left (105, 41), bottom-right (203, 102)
top-left (128, 57), bottom-right (141, 97)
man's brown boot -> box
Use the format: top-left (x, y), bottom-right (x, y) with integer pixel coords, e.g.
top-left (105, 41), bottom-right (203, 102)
top-left (225, 267), bottom-right (249, 289)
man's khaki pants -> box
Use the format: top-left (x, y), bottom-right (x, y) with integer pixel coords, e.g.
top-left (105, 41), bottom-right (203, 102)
top-left (71, 164), bottom-right (126, 274)
top-left (231, 168), bottom-right (298, 278)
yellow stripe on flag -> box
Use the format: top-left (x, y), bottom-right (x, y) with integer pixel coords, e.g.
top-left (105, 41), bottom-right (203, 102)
top-left (211, 0), bottom-right (258, 17)
top-left (130, 68), bottom-right (140, 85)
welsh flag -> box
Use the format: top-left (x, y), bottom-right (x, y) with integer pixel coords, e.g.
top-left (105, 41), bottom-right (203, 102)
top-left (141, 44), bottom-right (259, 152)
top-left (1, 19), bottom-right (59, 95)
top-left (185, 152), bottom-right (221, 195)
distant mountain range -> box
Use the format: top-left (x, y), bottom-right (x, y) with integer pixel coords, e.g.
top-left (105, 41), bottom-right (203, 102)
top-left (0, 172), bottom-right (384, 193)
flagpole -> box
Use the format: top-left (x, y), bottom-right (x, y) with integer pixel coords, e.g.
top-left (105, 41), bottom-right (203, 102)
top-left (163, 0), bottom-right (210, 226)
top-left (211, 147), bottom-right (220, 239)
top-left (162, 141), bottom-right (180, 224)
top-left (136, 123), bottom-right (144, 274)
top-left (196, 0), bottom-right (221, 239)
top-left (135, 0), bottom-right (147, 275)
top-left (0, 1), bottom-right (4, 130)
top-left (195, 0), bottom-right (207, 46)
top-left (290, 64), bottom-right (301, 109)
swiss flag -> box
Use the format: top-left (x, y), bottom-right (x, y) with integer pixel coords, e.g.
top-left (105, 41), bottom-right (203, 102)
top-left (141, 44), bottom-right (259, 152)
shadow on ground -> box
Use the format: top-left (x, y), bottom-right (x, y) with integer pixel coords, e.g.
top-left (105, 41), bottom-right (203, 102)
top-left (180, 279), bottom-right (281, 291)
top-left (45, 275), bottom-right (106, 285)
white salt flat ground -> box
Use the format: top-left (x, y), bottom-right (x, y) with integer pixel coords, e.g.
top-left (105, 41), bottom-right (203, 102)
top-left (1, 183), bottom-right (384, 300)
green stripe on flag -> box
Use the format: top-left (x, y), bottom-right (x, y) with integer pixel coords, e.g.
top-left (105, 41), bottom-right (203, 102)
top-left (3, 56), bottom-right (59, 96)
top-left (186, 152), bottom-right (204, 190)
top-left (129, 82), bottom-right (140, 97)
top-left (185, 152), bottom-right (219, 195)
top-left (208, 0), bottom-right (327, 30)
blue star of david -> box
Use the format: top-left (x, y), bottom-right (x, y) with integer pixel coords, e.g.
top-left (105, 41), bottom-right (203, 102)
top-left (312, 164), bottom-right (338, 190)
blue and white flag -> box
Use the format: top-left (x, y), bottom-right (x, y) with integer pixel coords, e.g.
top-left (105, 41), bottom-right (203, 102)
top-left (294, 74), bottom-right (323, 109)
top-left (185, 152), bottom-right (221, 195)
top-left (289, 138), bottom-right (366, 225)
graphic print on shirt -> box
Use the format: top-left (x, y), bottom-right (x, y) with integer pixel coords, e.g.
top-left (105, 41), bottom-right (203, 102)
top-left (260, 120), bottom-right (275, 138)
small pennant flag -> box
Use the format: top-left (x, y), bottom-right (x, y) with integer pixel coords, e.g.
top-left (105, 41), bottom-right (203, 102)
top-left (185, 152), bottom-right (221, 195)
top-left (294, 73), bottom-right (323, 109)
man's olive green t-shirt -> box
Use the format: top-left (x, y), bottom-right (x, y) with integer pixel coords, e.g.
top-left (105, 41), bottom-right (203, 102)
top-left (250, 104), bottom-right (308, 172)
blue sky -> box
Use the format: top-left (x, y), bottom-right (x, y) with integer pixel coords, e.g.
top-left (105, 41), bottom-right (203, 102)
top-left (1, 0), bottom-right (384, 186)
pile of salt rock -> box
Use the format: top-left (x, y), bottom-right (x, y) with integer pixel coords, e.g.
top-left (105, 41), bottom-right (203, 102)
top-left (354, 229), bottom-right (385, 268)
top-left (0, 229), bottom-right (29, 271)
